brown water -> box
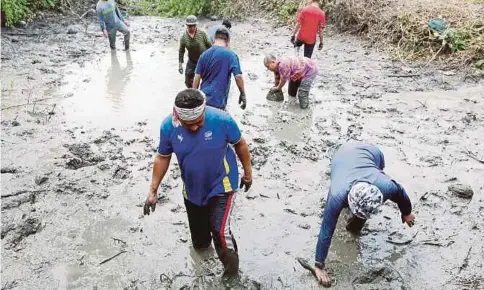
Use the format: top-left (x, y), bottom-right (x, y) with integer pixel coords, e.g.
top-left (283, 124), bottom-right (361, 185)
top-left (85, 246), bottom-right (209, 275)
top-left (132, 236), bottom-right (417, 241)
top-left (1, 15), bottom-right (484, 290)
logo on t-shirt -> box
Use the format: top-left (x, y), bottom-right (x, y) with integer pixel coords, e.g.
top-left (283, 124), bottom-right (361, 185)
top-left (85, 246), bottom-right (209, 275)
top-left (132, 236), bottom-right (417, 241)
top-left (177, 134), bottom-right (184, 143)
top-left (204, 131), bottom-right (213, 140)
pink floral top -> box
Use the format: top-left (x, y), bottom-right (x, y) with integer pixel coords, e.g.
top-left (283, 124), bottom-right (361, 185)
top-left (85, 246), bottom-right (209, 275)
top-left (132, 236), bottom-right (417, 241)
top-left (277, 56), bottom-right (318, 82)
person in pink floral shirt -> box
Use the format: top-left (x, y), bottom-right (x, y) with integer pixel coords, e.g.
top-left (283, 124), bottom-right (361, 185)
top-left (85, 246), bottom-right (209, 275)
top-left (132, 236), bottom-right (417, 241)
top-left (263, 54), bottom-right (318, 109)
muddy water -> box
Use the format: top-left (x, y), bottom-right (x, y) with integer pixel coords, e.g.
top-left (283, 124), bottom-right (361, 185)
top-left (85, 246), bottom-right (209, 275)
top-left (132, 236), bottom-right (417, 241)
top-left (2, 15), bottom-right (484, 290)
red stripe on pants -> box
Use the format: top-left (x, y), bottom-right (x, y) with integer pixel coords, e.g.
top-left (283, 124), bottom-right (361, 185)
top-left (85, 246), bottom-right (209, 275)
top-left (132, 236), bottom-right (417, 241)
top-left (219, 193), bottom-right (233, 249)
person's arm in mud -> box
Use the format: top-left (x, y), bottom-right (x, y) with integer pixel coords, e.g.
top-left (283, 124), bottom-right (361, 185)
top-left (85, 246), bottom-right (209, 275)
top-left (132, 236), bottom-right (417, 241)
top-left (234, 138), bottom-right (252, 191)
top-left (314, 190), bottom-right (345, 286)
top-left (275, 78), bottom-right (287, 91)
top-left (380, 177), bottom-right (415, 226)
top-left (318, 24), bottom-right (325, 50)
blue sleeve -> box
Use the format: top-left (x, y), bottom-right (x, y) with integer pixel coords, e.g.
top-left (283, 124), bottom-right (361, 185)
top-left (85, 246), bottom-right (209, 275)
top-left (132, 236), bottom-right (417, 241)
top-left (388, 180), bottom-right (412, 216)
top-left (97, 7), bottom-right (105, 31)
top-left (157, 119), bottom-right (173, 156)
top-left (115, 5), bottom-right (125, 22)
top-left (230, 53), bottom-right (242, 76)
top-left (223, 114), bottom-right (242, 144)
top-left (315, 189), bottom-right (345, 267)
top-left (378, 176), bottom-right (412, 216)
top-left (195, 53), bottom-right (205, 75)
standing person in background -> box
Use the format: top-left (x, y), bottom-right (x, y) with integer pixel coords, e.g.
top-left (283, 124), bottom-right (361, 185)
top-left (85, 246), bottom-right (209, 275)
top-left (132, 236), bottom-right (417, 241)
top-left (263, 54), bottom-right (317, 109)
top-left (208, 19), bottom-right (232, 44)
top-left (96, 0), bottom-right (130, 50)
top-left (290, 0), bottom-right (326, 58)
top-left (179, 15), bottom-right (212, 88)
top-left (193, 27), bottom-right (247, 111)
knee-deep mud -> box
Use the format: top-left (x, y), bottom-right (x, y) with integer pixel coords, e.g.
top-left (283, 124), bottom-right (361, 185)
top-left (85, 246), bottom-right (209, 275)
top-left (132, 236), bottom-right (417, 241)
top-left (1, 13), bottom-right (484, 290)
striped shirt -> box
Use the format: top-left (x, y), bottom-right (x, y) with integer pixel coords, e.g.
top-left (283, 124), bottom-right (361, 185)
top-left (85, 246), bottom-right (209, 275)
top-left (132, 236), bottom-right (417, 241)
top-left (179, 29), bottom-right (212, 64)
top-left (278, 56), bottom-right (318, 82)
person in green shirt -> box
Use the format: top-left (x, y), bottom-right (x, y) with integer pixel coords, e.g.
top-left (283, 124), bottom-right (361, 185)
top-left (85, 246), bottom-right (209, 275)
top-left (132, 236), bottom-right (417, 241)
top-left (179, 15), bottom-right (212, 88)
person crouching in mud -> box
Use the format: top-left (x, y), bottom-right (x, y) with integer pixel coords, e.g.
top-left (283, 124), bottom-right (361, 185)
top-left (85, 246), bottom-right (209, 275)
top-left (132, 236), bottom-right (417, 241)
top-left (263, 54), bottom-right (317, 109)
top-left (143, 89), bottom-right (253, 277)
top-left (96, 0), bottom-right (130, 50)
top-left (313, 142), bottom-right (416, 287)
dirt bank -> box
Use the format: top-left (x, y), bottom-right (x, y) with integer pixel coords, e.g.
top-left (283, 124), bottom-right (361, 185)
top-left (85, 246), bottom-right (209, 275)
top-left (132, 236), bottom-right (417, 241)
top-left (1, 14), bottom-right (484, 290)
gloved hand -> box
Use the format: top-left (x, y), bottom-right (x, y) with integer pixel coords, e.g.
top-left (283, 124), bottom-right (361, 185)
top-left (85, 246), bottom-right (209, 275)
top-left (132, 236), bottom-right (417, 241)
top-left (240, 176), bottom-right (252, 192)
top-left (318, 42), bottom-right (323, 50)
top-left (143, 190), bottom-right (157, 215)
top-left (178, 63), bottom-right (183, 74)
top-left (290, 35), bottom-right (295, 44)
top-left (239, 92), bottom-right (247, 110)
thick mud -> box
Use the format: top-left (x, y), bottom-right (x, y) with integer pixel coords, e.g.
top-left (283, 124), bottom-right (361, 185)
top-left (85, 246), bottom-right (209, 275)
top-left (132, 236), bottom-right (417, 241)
top-left (2, 14), bottom-right (484, 290)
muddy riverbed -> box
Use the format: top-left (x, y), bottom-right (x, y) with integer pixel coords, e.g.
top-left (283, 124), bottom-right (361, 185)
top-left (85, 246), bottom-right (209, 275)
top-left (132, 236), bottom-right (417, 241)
top-left (1, 12), bottom-right (484, 290)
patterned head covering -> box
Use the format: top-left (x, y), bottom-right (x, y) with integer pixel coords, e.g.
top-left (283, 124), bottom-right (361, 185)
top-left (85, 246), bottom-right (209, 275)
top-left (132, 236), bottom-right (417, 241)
top-left (172, 93), bottom-right (206, 127)
top-left (348, 182), bottom-right (383, 219)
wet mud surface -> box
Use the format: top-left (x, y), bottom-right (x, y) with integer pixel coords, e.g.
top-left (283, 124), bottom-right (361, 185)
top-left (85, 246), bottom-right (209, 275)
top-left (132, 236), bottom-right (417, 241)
top-left (2, 14), bottom-right (484, 290)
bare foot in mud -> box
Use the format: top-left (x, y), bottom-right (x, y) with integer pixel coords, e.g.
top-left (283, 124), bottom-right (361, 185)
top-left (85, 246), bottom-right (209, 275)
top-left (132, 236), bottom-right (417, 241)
top-left (314, 268), bottom-right (331, 287)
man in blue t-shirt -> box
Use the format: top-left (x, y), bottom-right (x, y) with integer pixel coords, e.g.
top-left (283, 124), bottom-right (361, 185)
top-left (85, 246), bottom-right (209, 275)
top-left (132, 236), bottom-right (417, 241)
top-left (309, 142), bottom-right (416, 286)
top-left (192, 27), bottom-right (247, 111)
top-left (143, 89), bottom-right (253, 277)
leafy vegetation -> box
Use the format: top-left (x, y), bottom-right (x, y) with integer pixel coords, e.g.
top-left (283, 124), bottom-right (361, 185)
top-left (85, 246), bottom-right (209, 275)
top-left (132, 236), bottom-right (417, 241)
top-left (1, 0), bottom-right (64, 26)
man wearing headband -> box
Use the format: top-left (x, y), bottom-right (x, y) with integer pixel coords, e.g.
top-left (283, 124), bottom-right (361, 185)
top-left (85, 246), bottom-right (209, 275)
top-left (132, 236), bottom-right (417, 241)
top-left (179, 15), bottom-right (212, 88)
top-left (312, 142), bottom-right (415, 287)
top-left (143, 89), bottom-right (253, 277)
top-left (192, 27), bottom-right (247, 111)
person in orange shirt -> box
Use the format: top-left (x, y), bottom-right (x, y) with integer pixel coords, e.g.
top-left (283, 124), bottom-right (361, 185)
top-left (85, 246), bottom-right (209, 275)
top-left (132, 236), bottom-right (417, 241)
top-left (290, 0), bottom-right (326, 58)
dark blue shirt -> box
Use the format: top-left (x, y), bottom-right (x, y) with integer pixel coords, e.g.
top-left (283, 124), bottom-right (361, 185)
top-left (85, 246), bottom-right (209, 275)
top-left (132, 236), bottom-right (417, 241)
top-left (195, 46), bottom-right (242, 109)
top-left (316, 143), bottom-right (412, 266)
top-left (157, 107), bottom-right (242, 206)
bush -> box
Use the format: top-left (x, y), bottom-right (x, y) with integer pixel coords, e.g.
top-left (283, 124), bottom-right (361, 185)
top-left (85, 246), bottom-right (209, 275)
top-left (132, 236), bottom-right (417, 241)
top-left (1, 0), bottom-right (30, 26)
top-left (1, 0), bottom-right (64, 26)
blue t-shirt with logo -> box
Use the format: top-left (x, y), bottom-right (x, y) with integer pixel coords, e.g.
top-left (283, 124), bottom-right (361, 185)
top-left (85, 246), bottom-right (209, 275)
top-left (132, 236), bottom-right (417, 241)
top-left (157, 107), bottom-right (242, 206)
top-left (195, 46), bottom-right (242, 110)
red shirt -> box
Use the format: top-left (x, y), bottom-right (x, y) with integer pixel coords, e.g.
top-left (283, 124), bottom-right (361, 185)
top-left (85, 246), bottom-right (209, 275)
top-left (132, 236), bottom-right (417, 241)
top-left (296, 6), bottom-right (326, 45)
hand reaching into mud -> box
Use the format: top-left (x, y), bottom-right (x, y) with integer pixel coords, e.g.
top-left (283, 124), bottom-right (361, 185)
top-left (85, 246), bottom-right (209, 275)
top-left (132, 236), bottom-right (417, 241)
top-left (318, 42), bottom-right (323, 50)
top-left (239, 175), bottom-right (252, 192)
top-left (103, 29), bottom-right (108, 38)
top-left (314, 268), bottom-right (331, 287)
top-left (402, 213), bottom-right (415, 227)
top-left (143, 190), bottom-right (157, 215)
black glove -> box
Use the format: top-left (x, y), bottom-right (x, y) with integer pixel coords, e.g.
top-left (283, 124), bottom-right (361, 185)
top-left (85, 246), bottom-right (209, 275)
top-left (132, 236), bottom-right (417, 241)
top-left (290, 35), bottom-right (295, 44)
top-left (239, 93), bottom-right (247, 110)
top-left (240, 176), bottom-right (252, 192)
top-left (178, 63), bottom-right (183, 74)
top-left (143, 197), bottom-right (156, 215)
top-left (318, 42), bottom-right (323, 50)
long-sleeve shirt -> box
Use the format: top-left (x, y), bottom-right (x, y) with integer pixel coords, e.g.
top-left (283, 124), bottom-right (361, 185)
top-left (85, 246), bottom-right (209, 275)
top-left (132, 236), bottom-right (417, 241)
top-left (96, 0), bottom-right (124, 31)
top-left (179, 30), bottom-right (212, 64)
top-left (277, 56), bottom-right (318, 82)
top-left (315, 143), bottom-right (412, 267)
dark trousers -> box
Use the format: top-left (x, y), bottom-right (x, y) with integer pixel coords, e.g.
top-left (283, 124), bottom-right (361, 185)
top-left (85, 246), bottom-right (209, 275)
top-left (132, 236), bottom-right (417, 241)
top-left (294, 39), bottom-right (316, 58)
top-left (185, 60), bottom-right (197, 88)
top-left (184, 193), bottom-right (239, 275)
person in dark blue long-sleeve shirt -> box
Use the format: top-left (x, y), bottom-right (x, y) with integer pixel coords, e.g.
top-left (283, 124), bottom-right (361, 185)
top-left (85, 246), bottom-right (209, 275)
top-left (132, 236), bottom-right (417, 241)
top-left (313, 143), bottom-right (416, 287)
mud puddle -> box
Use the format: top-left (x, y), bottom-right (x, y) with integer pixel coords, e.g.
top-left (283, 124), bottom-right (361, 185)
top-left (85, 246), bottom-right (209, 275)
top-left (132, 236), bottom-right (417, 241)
top-left (2, 14), bottom-right (484, 290)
